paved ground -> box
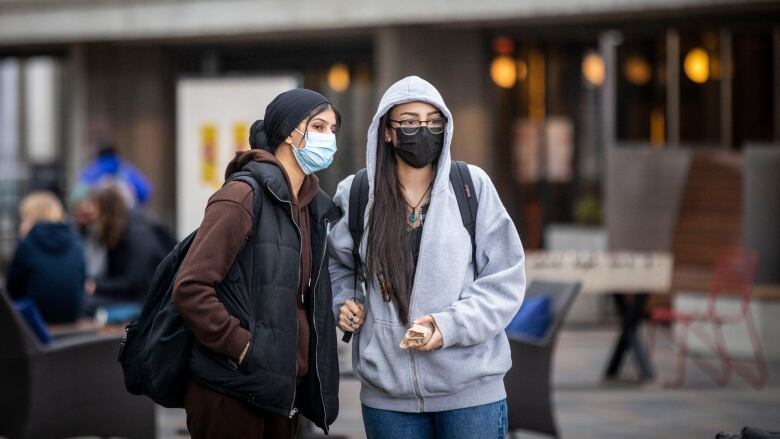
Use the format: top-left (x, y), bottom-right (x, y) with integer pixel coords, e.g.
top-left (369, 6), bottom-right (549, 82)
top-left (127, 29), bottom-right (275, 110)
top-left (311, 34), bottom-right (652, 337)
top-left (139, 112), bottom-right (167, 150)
top-left (157, 326), bottom-right (780, 439)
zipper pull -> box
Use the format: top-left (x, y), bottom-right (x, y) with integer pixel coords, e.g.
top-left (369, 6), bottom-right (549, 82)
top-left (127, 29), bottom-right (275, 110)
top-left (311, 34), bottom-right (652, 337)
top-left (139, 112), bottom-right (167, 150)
top-left (289, 407), bottom-right (299, 418)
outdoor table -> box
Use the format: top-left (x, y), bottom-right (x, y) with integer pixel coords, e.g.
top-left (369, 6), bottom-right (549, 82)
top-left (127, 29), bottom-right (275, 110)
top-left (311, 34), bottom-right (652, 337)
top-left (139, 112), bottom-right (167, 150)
top-left (525, 251), bottom-right (673, 381)
top-left (49, 319), bottom-right (127, 337)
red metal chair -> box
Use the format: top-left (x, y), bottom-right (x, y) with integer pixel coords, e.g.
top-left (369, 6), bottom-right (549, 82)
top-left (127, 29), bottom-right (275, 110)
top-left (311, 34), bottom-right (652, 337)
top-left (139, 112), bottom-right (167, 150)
top-left (647, 249), bottom-right (768, 389)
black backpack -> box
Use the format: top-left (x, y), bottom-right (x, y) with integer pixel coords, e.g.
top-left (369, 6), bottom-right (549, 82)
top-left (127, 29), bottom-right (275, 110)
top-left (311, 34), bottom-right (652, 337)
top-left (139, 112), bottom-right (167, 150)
top-left (343, 161), bottom-right (478, 343)
top-left (117, 171), bottom-right (263, 407)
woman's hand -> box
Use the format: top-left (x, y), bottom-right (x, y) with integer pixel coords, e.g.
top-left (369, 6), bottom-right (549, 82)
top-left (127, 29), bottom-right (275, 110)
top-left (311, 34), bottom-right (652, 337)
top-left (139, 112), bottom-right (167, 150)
top-left (338, 300), bottom-right (365, 333)
top-left (413, 315), bottom-right (443, 351)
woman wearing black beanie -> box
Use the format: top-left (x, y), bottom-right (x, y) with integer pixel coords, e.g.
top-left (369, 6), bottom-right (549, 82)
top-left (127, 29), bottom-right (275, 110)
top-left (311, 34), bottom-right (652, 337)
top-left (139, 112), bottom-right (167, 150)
top-left (172, 89), bottom-right (342, 438)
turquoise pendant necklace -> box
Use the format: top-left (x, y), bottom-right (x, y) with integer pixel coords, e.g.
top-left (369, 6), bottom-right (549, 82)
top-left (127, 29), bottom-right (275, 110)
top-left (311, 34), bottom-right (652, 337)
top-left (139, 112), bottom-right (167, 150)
top-left (404, 180), bottom-right (434, 224)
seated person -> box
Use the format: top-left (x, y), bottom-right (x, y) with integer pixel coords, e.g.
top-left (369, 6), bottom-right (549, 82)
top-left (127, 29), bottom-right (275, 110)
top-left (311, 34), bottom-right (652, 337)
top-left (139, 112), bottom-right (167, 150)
top-left (6, 191), bottom-right (86, 323)
top-left (70, 184), bottom-right (108, 279)
top-left (83, 185), bottom-right (166, 315)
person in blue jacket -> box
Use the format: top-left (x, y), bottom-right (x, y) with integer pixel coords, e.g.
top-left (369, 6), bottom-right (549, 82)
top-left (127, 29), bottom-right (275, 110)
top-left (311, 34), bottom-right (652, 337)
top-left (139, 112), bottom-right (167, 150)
top-left (78, 144), bottom-right (152, 207)
top-left (6, 191), bottom-right (86, 323)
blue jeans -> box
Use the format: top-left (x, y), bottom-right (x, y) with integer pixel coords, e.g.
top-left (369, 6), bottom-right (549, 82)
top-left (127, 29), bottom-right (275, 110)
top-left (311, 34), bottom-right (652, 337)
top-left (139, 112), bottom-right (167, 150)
top-left (362, 399), bottom-right (508, 439)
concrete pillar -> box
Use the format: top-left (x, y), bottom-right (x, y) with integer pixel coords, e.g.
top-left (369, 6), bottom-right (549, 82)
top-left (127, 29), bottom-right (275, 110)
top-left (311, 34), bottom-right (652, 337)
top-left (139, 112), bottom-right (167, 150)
top-left (20, 57), bottom-right (64, 195)
top-left (744, 146), bottom-right (780, 283)
top-left (374, 27), bottom-right (494, 173)
top-left (0, 59), bottom-right (21, 259)
top-left (599, 30), bottom-right (620, 153)
top-left (719, 29), bottom-right (732, 149)
top-left (23, 57), bottom-right (60, 164)
top-left (599, 28), bottom-right (621, 230)
top-left (65, 45), bottom-right (87, 192)
top-left (774, 28), bottom-right (780, 142)
top-left (666, 29), bottom-right (681, 147)
top-left (0, 59), bottom-right (20, 168)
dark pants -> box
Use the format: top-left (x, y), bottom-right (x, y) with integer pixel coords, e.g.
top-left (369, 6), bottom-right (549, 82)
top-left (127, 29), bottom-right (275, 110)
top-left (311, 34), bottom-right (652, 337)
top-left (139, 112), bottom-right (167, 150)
top-left (184, 379), bottom-right (299, 439)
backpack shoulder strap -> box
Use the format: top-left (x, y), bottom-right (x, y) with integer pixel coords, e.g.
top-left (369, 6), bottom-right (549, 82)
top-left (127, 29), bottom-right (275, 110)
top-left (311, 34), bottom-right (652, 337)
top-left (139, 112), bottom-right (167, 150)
top-left (450, 161), bottom-right (479, 279)
top-left (345, 164), bottom-right (479, 281)
top-left (348, 169), bottom-right (369, 282)
top-left (226, 171), bottom-right (264, 237)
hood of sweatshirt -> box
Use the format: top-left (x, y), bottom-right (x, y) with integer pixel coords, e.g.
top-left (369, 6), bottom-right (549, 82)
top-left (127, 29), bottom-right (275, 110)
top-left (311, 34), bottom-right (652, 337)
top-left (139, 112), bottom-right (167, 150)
top-left (365, 76), bottom-right (454, 199)
top-left (27, 222), bottom-right (76, 254)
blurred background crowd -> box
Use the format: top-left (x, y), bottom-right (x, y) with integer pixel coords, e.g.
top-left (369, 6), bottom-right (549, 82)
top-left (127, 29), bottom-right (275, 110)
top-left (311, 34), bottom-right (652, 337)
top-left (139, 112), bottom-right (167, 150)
top-left (5, 146), bottom-right (172, 324)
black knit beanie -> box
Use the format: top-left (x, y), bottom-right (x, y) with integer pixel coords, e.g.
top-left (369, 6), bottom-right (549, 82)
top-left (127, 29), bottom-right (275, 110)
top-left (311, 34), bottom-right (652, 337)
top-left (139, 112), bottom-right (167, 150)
top-left (249, 89), bottom-right (330, 152)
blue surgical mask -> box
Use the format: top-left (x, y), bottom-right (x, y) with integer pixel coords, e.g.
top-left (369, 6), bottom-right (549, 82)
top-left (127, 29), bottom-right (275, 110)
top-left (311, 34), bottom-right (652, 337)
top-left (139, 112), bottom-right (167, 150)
top-left (292, 129), bottom-right (338, 175)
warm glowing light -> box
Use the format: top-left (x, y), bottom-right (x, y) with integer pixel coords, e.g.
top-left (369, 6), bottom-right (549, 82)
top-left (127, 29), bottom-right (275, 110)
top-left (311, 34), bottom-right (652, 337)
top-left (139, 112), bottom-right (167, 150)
top-left (491, 56), bottom-right (517, 89)
top-left (582, 52), bottom-right (605, 86)
top-left (516, 59), bottom-right (528, 82)
top-left (327, 63), bottom-right (350, 92)
top-left (623, 55), bottom-right (652, 86)
top-left (684, 48), bottom-right (710, 84)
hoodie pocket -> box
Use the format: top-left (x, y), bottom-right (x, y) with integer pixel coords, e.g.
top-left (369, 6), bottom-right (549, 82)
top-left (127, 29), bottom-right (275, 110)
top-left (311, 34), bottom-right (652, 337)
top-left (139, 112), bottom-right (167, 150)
top-left (356, 321), bottom-right (415, 398)
top-left (417, 344), bottom-right (483, 396)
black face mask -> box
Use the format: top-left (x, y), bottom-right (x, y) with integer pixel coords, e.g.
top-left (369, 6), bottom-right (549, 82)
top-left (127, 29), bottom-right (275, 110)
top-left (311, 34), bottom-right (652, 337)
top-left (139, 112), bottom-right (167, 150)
top-left (392, 128), bottom-right (444, 169)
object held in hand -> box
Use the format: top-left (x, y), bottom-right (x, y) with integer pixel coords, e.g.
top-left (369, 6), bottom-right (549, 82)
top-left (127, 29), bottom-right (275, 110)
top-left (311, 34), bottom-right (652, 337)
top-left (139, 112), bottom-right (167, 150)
top-left (400, 323), bottom-right (433, 349)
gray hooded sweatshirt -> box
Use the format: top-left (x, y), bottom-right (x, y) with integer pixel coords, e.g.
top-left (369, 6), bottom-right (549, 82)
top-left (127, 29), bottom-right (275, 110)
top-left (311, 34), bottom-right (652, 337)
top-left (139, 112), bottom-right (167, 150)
top-left (328, 76), bottom-right (526, 413)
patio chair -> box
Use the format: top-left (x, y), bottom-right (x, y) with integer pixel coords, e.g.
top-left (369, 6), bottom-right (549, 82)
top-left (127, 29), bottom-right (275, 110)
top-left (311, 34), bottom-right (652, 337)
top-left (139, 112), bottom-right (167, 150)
top-left (506, 280), bottom-right (581, 439)
top-left (0, 290), bottom-right (156, 439)
top-left (648, 248), bottom-right (768, 389)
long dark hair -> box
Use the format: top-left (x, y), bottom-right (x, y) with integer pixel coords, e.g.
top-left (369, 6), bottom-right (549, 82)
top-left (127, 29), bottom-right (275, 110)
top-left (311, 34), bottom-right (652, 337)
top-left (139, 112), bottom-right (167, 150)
top-left (366, 114), bottom-right (417, 325)
top-left (93, 186), bottom-right (128, 250)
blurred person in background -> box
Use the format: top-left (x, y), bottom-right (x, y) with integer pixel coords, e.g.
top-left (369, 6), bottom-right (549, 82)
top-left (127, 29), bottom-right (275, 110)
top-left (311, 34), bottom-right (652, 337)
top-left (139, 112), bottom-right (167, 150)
top-left (73, 143), bottom-right (177, 257)
top-left (84, 184), bottom-right (166, 314)
top-left (78, 143), bottom-right (153, 208)
top-left (70, 185), bottom-right (108, 279)
top-left (5, 191), bottom-right (86, 323)
top-left (172, 89), bottom-right (341, 438)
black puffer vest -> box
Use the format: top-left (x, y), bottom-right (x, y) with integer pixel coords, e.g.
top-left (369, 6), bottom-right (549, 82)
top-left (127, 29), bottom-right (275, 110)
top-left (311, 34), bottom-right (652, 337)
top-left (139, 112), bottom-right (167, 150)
top-left (187, 161), bottom-right (341, 432)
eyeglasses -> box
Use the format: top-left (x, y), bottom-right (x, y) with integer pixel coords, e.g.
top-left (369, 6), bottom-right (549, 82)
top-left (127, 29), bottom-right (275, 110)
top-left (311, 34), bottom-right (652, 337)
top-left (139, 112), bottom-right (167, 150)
top-left (388, 117), bottom-right (447, 135)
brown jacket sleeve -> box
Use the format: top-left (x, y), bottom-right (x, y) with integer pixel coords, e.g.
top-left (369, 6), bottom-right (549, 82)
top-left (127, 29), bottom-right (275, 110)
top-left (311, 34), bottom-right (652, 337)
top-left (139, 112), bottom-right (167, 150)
top-left (173, 181), bottom-right (254, 361)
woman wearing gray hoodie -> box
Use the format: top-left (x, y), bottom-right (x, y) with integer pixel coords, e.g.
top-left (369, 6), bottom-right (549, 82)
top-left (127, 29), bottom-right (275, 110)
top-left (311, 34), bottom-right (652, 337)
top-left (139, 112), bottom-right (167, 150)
top-left (328, 76), bottom-right (526, 438)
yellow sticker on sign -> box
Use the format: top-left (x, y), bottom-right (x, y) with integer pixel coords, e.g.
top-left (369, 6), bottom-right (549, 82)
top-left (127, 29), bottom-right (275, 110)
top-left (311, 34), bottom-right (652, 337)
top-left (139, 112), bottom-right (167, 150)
top-left (201, 124), bottom-right (219, 186)
top-left (234, 122), bottom-right (249, 152)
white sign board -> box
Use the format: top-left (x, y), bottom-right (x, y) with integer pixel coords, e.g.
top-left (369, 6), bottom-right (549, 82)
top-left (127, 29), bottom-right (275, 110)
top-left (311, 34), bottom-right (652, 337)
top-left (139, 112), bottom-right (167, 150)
top-left (525, 251), bottom-right (674, 295)
top-left (176, 76), bottom-right (298, 238)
